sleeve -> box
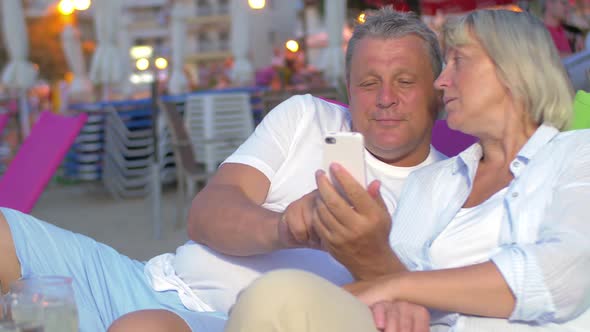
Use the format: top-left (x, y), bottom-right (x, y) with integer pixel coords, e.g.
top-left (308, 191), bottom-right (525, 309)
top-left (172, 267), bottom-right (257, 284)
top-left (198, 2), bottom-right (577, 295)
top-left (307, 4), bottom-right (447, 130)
top-left (222, 95), bottom-right (307, 180)
top-left (491, 139), bottom-right (590, 324)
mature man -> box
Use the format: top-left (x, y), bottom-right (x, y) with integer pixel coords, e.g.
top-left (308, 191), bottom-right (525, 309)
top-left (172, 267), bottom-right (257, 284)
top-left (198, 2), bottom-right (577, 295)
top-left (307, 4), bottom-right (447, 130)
top-left (137, 5), bottom-right (444, 330)
top-left (0, 7), bottom-right (444, 332)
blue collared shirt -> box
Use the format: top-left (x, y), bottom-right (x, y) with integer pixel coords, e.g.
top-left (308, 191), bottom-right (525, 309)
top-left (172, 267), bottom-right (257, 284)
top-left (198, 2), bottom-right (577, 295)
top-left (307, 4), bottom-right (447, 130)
top-left (390, 124), bottom-right (590, 326)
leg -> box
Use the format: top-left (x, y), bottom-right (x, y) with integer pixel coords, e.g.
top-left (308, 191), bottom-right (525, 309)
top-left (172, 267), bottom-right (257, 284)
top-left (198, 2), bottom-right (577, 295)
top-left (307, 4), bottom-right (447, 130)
top-left (225, 269), bottom-right (379, 332)
top-left (0, 208), bottom-right (227, 331)
top-left (108, 309), bottom-right (191, 332)
top-left (0, 211), bottom-right (21, 293)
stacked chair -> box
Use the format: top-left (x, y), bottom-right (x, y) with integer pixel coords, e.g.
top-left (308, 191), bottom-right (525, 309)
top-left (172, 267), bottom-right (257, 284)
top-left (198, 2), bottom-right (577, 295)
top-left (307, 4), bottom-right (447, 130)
top-left (102, 101), bottom-right (155, 198)
top-left (159, 99), bottom-right (209, 227)
top-left (184, 92), bottom-right (254, 173)
top-left (63, 109), bottom-right (105, 181)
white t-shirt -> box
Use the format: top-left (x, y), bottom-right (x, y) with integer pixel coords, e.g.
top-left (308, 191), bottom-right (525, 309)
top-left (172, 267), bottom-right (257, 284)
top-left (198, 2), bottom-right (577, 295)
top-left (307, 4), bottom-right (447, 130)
top-left (429, 188), bottom-right (506, 270)
top-left (145, 94), bottom-right (446, 314)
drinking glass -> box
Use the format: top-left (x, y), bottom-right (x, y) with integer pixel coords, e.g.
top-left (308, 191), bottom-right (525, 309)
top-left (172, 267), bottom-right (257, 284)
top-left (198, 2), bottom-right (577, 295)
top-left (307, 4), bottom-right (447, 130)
top-left (0, 321), bottom-right (43, 332)
top-left (9, 276), bottom-right (78, 332)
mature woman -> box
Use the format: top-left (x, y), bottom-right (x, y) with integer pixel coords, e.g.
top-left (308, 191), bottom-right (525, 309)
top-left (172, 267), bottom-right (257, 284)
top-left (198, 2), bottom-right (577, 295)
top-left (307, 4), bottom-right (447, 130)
top-left (224, 9), bottom-right (590, 332)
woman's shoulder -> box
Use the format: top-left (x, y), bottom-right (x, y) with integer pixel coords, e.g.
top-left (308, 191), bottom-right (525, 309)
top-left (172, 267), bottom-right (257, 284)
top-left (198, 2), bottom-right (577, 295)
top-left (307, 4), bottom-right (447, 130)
top-left (554, 128), bottom-right (590, 142)
top-left (548, 128), bottom-right (590, 156)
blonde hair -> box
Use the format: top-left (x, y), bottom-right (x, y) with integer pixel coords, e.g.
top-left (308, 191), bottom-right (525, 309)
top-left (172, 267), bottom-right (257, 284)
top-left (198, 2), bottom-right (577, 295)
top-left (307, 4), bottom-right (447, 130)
top-left (443, 10), bottom-right (573, 130)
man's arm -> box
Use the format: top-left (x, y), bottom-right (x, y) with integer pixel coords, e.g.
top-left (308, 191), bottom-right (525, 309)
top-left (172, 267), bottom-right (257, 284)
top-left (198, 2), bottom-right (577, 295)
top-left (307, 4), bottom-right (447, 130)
top-left (348, 262), bottom-right (516, 319)
top-left (187, 163), bottom-right (282, 256)
top-left (188, 163), bottom-right (321, 256)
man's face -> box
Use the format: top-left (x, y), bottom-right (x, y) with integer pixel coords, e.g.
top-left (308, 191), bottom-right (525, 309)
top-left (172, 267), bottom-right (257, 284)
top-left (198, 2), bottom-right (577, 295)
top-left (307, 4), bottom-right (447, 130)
top-left (346, 35), bottom-right (439, 167)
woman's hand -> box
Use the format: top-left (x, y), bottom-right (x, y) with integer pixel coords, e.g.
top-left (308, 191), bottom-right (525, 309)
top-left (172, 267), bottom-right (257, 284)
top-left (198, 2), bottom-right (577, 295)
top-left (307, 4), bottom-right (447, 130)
top-left (343, 274), bottom-right (404, 306)
top-left (371, 301), bottom-right (430, 332)
top-left (313, 164), bottom-right (403, 280)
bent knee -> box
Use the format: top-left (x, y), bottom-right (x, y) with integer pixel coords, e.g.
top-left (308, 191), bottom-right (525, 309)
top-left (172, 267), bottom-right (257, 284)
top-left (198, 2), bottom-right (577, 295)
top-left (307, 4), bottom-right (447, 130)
top-left (238, 269), bottom-right (332, 308)
top-left (108, 309), bottom-right (190, 332)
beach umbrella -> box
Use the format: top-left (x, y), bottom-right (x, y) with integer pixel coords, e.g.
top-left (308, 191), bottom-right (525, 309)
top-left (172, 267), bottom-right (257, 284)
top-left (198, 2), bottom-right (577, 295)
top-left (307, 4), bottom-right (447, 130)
top-left (323, 0), bottom-right (346, 88)
top-left (230, 0), bottom-right (254, 85)
top-left (61, 24), bottom-right (93, 98)
top-left (168, 2), bottom-right (189, 95)
top-left (1, 0), bottom-right (38, 138)
top-left (89, 0), bottom-right (124, 100)
top-left (117, 15), bottom-right (133, 98)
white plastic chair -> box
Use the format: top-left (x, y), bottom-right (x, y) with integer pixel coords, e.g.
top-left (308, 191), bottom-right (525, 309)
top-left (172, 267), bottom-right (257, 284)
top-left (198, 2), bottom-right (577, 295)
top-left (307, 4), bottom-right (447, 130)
top-left (184, 92), bottom-right (254, 173)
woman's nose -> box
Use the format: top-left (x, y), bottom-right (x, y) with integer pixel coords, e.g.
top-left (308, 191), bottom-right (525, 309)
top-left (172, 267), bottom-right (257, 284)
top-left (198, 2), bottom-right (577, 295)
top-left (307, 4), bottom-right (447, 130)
top-left (434, 67), bottom-right (450, 90)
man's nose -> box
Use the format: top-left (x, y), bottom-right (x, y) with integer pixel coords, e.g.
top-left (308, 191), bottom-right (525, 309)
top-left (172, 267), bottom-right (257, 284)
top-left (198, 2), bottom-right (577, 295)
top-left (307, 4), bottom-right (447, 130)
top-left (377, 85), bottom-right (398, 108)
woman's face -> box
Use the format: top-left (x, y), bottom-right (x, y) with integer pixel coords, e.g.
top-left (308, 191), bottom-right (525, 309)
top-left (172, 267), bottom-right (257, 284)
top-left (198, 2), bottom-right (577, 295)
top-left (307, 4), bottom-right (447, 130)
top-left (434, 37), bottom-right (512, 135)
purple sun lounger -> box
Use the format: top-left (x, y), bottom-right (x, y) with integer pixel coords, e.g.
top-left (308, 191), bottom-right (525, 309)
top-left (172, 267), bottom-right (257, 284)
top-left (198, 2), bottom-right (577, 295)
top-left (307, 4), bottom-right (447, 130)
top-left (0, 111), bottom-right (88, 213)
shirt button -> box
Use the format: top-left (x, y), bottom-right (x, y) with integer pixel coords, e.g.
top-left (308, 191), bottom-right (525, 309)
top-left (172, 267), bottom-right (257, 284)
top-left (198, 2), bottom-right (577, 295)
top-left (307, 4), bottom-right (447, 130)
top-left (512, 192), bottom-right (519, 198)
top-left (512, 161), bottom-right (520, 168)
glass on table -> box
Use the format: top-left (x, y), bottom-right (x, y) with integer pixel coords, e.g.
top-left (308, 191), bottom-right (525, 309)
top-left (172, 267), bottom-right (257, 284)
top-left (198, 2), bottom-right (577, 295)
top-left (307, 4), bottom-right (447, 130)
top-left (9, 276), bottom-right (78, 332)
top-left (0, 321), bottom-right (43, 332)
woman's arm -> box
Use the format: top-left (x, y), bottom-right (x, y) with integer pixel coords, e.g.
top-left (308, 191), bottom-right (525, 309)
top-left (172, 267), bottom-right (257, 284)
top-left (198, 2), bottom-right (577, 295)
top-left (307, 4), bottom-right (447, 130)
top-left (349, 261), bottom-right (515, 318)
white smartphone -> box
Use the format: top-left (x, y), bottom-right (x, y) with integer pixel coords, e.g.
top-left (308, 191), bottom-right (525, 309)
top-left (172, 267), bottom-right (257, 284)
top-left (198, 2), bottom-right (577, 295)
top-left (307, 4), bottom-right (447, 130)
top-left (322, 132), bottom-right (367, 189)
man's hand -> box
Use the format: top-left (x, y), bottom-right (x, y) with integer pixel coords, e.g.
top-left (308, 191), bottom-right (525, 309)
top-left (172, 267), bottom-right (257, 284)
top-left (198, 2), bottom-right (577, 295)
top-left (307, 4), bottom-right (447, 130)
top-left (371, 301), bottom-right (430, 332)
top-left (277, 190), bottom-right (322, 249)
top-left (313, 163), bottom-right (399, 280)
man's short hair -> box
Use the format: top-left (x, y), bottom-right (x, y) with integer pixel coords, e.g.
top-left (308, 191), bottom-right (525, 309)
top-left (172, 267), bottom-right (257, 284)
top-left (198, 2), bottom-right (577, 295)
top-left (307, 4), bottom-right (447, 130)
top-left (345, 6), bottom-right (443, 82)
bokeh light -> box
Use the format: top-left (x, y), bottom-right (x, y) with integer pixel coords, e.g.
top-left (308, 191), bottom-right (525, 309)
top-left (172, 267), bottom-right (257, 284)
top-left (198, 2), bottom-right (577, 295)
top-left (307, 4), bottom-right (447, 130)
top-left (358, 13), bottom-right (366, 24)
top-left (58, 0), bottom-right (75, 15)
top-left (154, 57), bottom-right (168, 70)
top-left (285, 40), bottom-right (299, 53)
top-left (136, 58), bottom-right (150, 71)
top-left (248, 0), bottom-right (265, 10)
top-left (73, 0), bottom-right (91, 11)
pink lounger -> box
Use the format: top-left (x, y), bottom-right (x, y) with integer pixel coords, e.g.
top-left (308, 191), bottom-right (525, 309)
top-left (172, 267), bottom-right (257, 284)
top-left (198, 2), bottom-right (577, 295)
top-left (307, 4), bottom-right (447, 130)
top-left (0, 111), bottom-right (88, 213)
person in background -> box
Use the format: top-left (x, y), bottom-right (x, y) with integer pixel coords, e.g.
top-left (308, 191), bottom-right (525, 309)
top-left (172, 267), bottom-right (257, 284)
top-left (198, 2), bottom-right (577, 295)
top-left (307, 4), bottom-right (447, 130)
top-left (224, 9), bottom-right (590, 332)
top-left (542, 0), bottom-right (574, 55)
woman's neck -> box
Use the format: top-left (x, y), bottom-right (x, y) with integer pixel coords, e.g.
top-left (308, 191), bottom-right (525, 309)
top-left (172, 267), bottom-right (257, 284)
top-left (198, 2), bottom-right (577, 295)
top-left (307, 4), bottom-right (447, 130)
top-left (478, 110), bottom-right (538, 167)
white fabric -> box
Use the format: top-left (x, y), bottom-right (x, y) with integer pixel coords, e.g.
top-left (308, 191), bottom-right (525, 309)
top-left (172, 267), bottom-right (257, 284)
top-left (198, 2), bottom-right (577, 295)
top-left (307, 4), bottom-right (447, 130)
top-left (0, 0), bottom-right (37, 89)
top-left (89, 0), bottom-right (124, 86)
top-left (168, 3), bottom-right (189, 95)
top-left (429, 188), bottom-right (506, 270)
top-left (145, 95), bottom-right (445, 314)
top-left (61, 25), bottom-right (93, 96)
top-left (389, 125), bottom-right (590, 329)
top-left (230, 0), bottom-right (253, 85)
